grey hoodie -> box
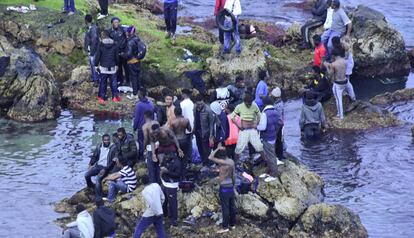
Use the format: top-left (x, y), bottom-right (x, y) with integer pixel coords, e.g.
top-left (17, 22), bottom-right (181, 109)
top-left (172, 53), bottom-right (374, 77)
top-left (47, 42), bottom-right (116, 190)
top-left (299, 97), bottom-right (326, 130)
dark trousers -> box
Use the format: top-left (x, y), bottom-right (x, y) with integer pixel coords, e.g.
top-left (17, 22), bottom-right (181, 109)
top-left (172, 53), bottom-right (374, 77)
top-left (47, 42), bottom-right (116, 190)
top-left (63, 0), bottom-right (75, 12)
top-left (195, 134), bottom-right (211, 166)
top-left (137, 129), bottom-right (144, 159)
top-left (300, 19), bottom-right (324, 47)
top-left (98, 0), bottom-right (108, 15)
top-left (164, 1), bottom-right (178, 34)
top-left (85, 164), bottom-right (105, 188)
top-left (133, 215), bottom-right (166, 238)
top-left (178, 137), bottom-right (192, 179)
top-left (98, 73), bottom-right (118, 99)
top-left (275, 127), bottom-right (284, 159)
top-left (163, 187), bottom-right (178, 224)
top-left (128, 63), bottom-right (141, 96)
top-left (219, 28), bottom-right (224, 44)
top-left (219, 186), bottom-right (236, 229)
top-left (303, 123), bottom-right (321, 140)
top-left (117, 57), bottom-right (129, 86)
top-left (146, 151), bottom-right (160, 184)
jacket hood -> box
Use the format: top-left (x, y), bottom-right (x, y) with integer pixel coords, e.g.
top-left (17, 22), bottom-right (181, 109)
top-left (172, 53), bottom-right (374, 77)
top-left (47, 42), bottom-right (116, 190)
top-left (102, 38), bottom-right (115, 47)
top-left (305, 98), bottom-right (318, 110)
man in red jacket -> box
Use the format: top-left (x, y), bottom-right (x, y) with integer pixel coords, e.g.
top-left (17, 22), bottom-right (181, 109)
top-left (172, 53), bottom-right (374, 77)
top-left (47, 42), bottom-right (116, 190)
top-left (214, 0), bottom-right (226, 44)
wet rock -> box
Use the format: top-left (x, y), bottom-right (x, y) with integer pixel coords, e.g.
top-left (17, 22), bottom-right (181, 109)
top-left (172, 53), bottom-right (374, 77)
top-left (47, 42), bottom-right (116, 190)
top-left (236, 192), bottom-right (269, 218)
top-left (370, 88), bottom-right (414, 106)
top-left (0, 36), bottom-right (60, 122)
top-left (288, 203), bottom-right (368, 238)
top-left (239, 19), bottom-right (287, 47)
top-left (283, 0), bottom-right (314, 11)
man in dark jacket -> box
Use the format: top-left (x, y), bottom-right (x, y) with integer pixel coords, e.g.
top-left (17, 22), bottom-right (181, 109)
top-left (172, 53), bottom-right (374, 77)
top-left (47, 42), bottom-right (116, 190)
top-left (94, 30), bottom-right (121, 104)
top-left (109, 17), bottom-right (129, 86)
top-left (84, 14), bottom-right (99, 83)
top-left (210, 101), bottom-right (230, 147)
top-left (227, 75), bottom-right (247, 108)
top-left (124, 26), bottom-right (143, 100)
top-left (309, 66), bottom-right (332, 102)
top-left (115, 127), bottom-right (138, 167)
top-left (300, 0), bottom-right (330, 48)
top-left (93, 197), bottom-right (116, 238)
top-left (194, 95), bottom-right (215, 166)
top-left (299, 91), bottom-right (327, 140)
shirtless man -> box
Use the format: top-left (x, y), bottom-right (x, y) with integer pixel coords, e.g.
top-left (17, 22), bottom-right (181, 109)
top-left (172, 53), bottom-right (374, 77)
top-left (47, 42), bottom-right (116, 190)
top-left (142, 110), bottom-right (160, 183)
top-left (171, 107), bottom-right (192, 179)
top-left (150, 123), bottom-right (184, 165)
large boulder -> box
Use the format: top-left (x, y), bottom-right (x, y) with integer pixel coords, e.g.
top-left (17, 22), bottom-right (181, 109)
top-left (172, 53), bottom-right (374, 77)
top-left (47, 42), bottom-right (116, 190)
top-left (0, 36), bottom-right (60, 121)
top-left (288, 203), bottom-right (368, 238)
top-left (350, 5), bottom-right (411, 78)
top-left (370, 88), bottom-right (414, 106)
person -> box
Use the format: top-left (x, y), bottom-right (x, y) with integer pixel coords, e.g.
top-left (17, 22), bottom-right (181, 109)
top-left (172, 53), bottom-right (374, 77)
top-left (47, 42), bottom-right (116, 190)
top-left (321, 0), bottom-right (352, 59)
top-left (150, 124), bottom-right (184, 164)
top-left (142, 110), bottom-right (161, 184)
top-left (133, 175), bottom-right (166, 238)
top-left (313, 34), bottom-right (326, 68)
top-left (210, 74), bottom-right (235, 109)
top-left (224, 104), bottom-right (239, 159)
top-left (93, 198), bottom-right (116, 238)
top-left (255, 70), bottom-right (269, 110)
top-left (171, 107), bottom-right (192, 179)
top-left (309, 66), bottom-right (331, 102)
top-left (164, 93), bottom-right (176, 128)
top-left (180, 88), bottom-right (194, 132)
top-left (109, 17), bottom-right (129, 86)
top-left (114, 127), bottom-right (138, 167)
top-left (270, 87), bottom-right (285, 160)
top-left (208, 147), bottom-right (236, 234)
top-left (84, 14), bottom-right (99, 84)
top-left (62, 204), bottom-right (94, 238)
top-left (133, 88), bottom-right (155, 161)
top-left (227, 75), bottom-right (247, 107)
top-left (299, 91), bottom-right (327, 140)
top-left (257, 96), bottom-right (283, 179)
top-left (97, 0), bottom-right (109, 20)
top-left (103, 156), bottom-right (137, 203)
top-left (62, 0), bottom-right (75, 16)
top-left (164, 0), bottom-right (178, 42)
top-left (300, 0), bottom-right (329, 48)
top-left (193, 95), bottom-right (215, 166)
top-left (323, 0), bottom-right (334, 30)
top-left (124, 26), bottom-right (143, 100)
top-left (239, 24), bottom-right (258, 39)
top-left (210, 101), bottom-right (230, 147)
top-left (223, 0), bottom-right (242, 54)
top-left (324, 48), bottom-right (355, 119)
top-left (94, 30), bottom-right (121, 104)
top-left (341, 37), bottom-right (354, 81)
top-left (214, 0), bottom-right (226, 44)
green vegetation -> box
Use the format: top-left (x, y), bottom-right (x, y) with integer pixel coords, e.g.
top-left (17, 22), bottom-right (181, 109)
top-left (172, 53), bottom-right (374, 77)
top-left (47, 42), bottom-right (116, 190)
top-left (0, 0), bottom-right (89, 12)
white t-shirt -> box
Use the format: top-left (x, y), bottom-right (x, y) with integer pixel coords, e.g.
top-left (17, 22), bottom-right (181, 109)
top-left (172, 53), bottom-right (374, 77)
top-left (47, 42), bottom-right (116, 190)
top-left (142, 183), bottom-right (165, 217)
top-left (324, 8), bottom-right (334, 29)
top-left (180, 98), bottom-right (194, 133)
top-left (97, 146), bottom-right (110, 166)
top-left (224, 0), bottom-right (242, 16)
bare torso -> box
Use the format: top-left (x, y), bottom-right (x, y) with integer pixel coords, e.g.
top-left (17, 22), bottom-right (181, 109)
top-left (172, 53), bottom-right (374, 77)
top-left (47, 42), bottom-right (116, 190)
top-left (171, 116), bottom-right (191, 141)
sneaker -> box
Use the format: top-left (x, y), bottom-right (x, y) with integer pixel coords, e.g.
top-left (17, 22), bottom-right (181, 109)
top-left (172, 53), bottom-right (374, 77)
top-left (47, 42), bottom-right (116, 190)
top-left (230, 226), bottom-right (236, 230)
top-left (126, 94), bottom-right (138, 100)
top-left (97, 13), bottom-right (108, 20)
top-left (165, 32), bottom-right (171, 39)
top-left (277, 159), bottom-right (285, 166)
top-left (217, 228), bottom-right (229, 234)
top-left (264, 176), bottom-right (277, 183)
top-left (61, 8), bottom-right (67, 13)
top-left (171, 34), bottom-right (176, 44)
top-left (102, 197), bottom-right (109, 201)
top-left (112, 96), bottom-right (121, 102)
top-left (67, 11), bottom-right (75, 16)
top-left (259, 173), bottom-right (270, 178)
top-left (97, 97), bottom-right (106, 104)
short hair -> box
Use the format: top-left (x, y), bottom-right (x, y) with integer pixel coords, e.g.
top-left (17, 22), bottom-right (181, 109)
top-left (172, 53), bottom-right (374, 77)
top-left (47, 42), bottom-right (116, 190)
top-left (95, 197), bottom-right (104, 207)
top-left (111, 17), bottom-right (120, 23)
top-left (332, 0), bottom-right (340, 8)
top-left (76, 204), bottom-right (86, 214)
top-left (235, 75), bottom-right (244, 83)
top-left (102, 134), bottom-right (110, 140)
top-left (182, 88), bottom-right (192, 95)
top-left (85, 14), bottom-right (93, 23)
top-left (162, 88), bottom-right (173, 98)
top-left (117, 156), bottom-right (128, 166)
top-left (144, 110), bottom-right (153, 119)
top-left (331, 48), bottom-right (343, 57)
top-left (312, 65), bottom-right (322, 74)
top-left (258, 70), bottom-right (267, 80)
top-left (174, 106), bottom-right (182, 116)
top-left (216, 149), bottom-right (227, 159)
top-left (313, 35), bottom-right (321, 44)
top-left (227, 104), bottom-right (236, 113)
top-left (139, 87), bottom-right (147, 96)
top-left (141, 174), bottom-right (150, 185)
top-left (305, 91), bottom-right (315, 100)
top-left (101, 29), bottom-right (110, 38)
top-left (195, 94), bottom-right (204, 102)
top-left (243, 93), bottom-right (254, 104)
top-left (217, 74), bottom-right (228, 87)
top-left (151, 123), bottom-right (160, 131)
top-left (262, 96), bottom-right (274, 106)
top-left (117, 127), bottom-right (126, 134)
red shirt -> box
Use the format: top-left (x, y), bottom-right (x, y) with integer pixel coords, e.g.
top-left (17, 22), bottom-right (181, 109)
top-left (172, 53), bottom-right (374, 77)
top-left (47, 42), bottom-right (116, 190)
top-left (313, 44), bottom-right (326, 67)
top-left (215, 0), bottom-right (226, 16)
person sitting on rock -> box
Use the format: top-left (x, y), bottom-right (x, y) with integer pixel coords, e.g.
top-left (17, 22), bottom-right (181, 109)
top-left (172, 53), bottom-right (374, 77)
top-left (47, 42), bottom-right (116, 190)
top-left (93, 197), bottom-right (116, 238)
top-left (84, 14), bottom-right (99, 85)
top-left (103, 156), bottom-right (137, 203)
top-left (321, 0), bottom-right (352, 60)
top-left (62, 204), bottom-right (94, 238)
top-left (94, 30), bottom-right (121, 104)
top-left (208, 146), bottom-right (236, 234)
top-left (114, 127), bottom-right (138, 167)
top-left (255, 70), bottom-right (269, 111)
top-left (150, 124), bottom-right (184, 165)
top-left (223, 0), bottom-right (242, 54)
top-left (133, 174), bottom-right (166, 238)
top-left (313, 34), bottom-right (326, 68)
top-left (299, 91), bottom-right (327, 140)
top-left (300, 0), bottom-right (330, 49)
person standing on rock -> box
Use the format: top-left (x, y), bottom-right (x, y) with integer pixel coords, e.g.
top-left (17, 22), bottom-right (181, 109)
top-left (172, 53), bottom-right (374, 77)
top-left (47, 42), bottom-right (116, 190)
top-left (103, 157), bottom-right (137, 203)
top-left (255, 70), bottom-right (269, 111)
top-left (97, 0), bottom-right (109, 20)
top-left (94, 30), bottom-right (121, 104)
top-left (171, 107), bottom-right (192, 179)
top-left (214, 0), bottom-right (226, 44)
top-left (300, 0), bottom-right (330, 49)
top-left (164, 0), bottom-right (179, 43)
top-left (223, 0), bottom-right (242, 54)
top-left (62, 0), bottom-right (75, 16)
top-left (92, 197), bottom-right (116, 238)
top-left (271, 87), bottom-right (285, 160)
top-left (321, 0), bottom-right (352, 60)
top-left (133, 174), bottom-right (166, 238)
top-left (208, 146), bottom-right (236, 234)
top-left (62, 204), bottom-right (94, 238)
top-left (124, 26), bottom-right (143, 100)
top-left (180, 88), bottom-right (195, 132)
top-left (299, 91), bottom-right (327, 140)
top-left (109, 17), bottom-right (129, 87)
top-left (142, 110), bottom-right (161, 184)
top-left (194, 94), bottom-right (215, 167)
top-left (84, 14), bottom-right (99, 85)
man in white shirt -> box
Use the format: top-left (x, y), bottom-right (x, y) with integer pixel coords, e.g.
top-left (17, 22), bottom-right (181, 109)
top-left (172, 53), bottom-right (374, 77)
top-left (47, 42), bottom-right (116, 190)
top-left (180, 88), bottom-right (194, 133)
top-left (223, 0), bottom-right (242, 54)
top-left (62, 204), bottom-right (94, 238)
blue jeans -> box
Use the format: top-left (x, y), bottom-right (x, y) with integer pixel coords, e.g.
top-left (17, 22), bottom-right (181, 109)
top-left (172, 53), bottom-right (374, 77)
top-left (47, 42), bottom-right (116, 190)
top-left (133, 215), bottom-right (165, 238)
top-left (219, 186), bottom-right (236, 229)
top-left (321, 29), bottom-right (341, 60)
top-left (224, 16), bottom-right (241, 54)
top-left (108, 180), bottom-right (128, 202)
top-left (63, 0), bottom-right (75, 12)
top-left (88, 56), bottom-right (98, 82)
top-left (146, 151), bottom-right (160, 184)
top-left (164, 1), bottom-right (178, 34)
top-left (98, 73), bottom-right (119, 99)
top-left (85, 164), bottom-right (105, 188)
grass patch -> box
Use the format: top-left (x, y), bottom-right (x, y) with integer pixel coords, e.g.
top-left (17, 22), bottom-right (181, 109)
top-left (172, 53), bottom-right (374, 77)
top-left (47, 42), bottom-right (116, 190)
top-left (0, 0), bottom-right (89, 13)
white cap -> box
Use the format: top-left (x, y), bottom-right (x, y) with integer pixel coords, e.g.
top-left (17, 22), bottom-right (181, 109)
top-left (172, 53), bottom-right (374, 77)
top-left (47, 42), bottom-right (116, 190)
top-left (210, 101), bottom-right (223, 115)
top-left (271, 87), bottom-right (281, 98)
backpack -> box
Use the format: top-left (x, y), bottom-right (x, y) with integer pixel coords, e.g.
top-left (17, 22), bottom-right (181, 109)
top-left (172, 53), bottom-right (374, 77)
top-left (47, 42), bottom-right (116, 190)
top-left (136, 38), bottom-right (147, 60)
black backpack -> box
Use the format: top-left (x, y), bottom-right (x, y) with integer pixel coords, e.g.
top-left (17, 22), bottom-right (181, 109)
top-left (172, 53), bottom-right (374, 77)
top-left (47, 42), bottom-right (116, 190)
top-left (136, 38), bottom-right (147, 60)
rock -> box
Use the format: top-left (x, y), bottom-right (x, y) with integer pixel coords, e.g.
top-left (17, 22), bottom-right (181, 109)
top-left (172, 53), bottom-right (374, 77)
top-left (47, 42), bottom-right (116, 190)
top-left (239, 19), bottom-right (286, 47)
top-left (286, 22), bottom-right (302, 41)
top-left (274, 197), bottom-right (307, 221)
top-left (351, 5), bottom-right (411, 77)
top-left (131, 0), bottom-right (164, 14)
top-left (288, 203), bottom-right (368, 238)
top-left (236, 192), bottom-right (269, 218)
top-left (409, 49), bottom-right (414, 68)
top-left (0, 36), bottom-right (60, 122)
top-left (53, 38), bottom-right (76, 55)
top-left (370, 88), bottom-right (414, 106)
top-left (411, 124), bottom-right (414, 138)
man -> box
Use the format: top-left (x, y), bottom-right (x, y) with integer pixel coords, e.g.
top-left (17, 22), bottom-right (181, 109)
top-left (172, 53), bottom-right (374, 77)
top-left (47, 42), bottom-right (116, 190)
top-left (214, 0), bottom-right (226, 44)
top-left (156, 91), bottom-right (176, 127)
top-left (223, 0), bottom-right (242, 54)
top-left (94, 30), bottom-right (121, 104)
top-left (160, 151), bottom-right (182, 226)
top-left (180, 88), bottom-right (194, 132)
top-left (224, 104), bottom-right (239, 159)
top-left (324, 48), bottom-right (355, 119)
top-left (208, 147), bottom-right (236, 234)
top-left (270, 87), bottom-right (285, 160)
top-left (299, 91), bottom-right (327, 140)
top-left (193, 95), bottom-right (215, 166)
top-left (93, 198), bottom-right (116, 238)
top-left (103, 157), bottom-right (137, 202)
top-left (321, 0), bottom-right (352, 59)
top-left (62, 0), bottom-right (75, 16)
top-left (300, 0), bottom-right (329, 48)
top-left (62, 204), bottom-right (94, 238)
top-left (109, 17), bottom-right (129, 86)
top-left (115, 127), bottom-right (138, 167)
top-left (124, 26), bottom-right (143, 100)
top-left (171, 107), bottom-right (192, 179)
top-left (150, 124), bottom-right (184, 164)
top-left (309, 66), bottom-right (331, 103)
top-left (257, 97), bottom-right (283, 179)
top-left (164, 0), bottom-right (178, 43)
top-left (133, 175), bottom-right (166, 238)
top-left (313, 34), bottom-right (326, 68)
top-left (142, 110), bottom-right (161, 184)
top-left (97, 0), bottom-right (109, 20)
top-left (210, 101), bottom-right (230, 147)
top-left (133, 88), bottom-right (155, 161)
top-left (227, 75), bottom-right (247, 107)
top-left (255, 70), bottom-right (269, 110)
top-left (210, 74), bottom-right (235, 109)
top-left (84, 14), bottom-right (99, 84)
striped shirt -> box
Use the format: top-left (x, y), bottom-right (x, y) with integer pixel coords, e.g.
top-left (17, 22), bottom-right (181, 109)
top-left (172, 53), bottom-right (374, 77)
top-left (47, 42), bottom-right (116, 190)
top-left (120, 166), bottom-right (137, 192)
